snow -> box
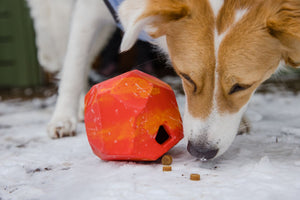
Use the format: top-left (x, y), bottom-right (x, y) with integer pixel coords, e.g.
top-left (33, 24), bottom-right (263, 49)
top-left (1, 82), bottom-right (300, 200)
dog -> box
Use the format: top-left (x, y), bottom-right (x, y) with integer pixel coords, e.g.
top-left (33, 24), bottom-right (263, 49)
top-left (117, 0), bottom-right (300, 160)
top-left (29, 0), bottom-right (300, 160)
top-left (27, 0), bottom-right (116, 136)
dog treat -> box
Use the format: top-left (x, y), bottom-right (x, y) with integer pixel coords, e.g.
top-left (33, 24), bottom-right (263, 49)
top-left (161, 155), bottom-right (173, 165)
top-left (163, 166), bottom-right (172, 171)
top-left (190, 173), bottom-right (200, 181)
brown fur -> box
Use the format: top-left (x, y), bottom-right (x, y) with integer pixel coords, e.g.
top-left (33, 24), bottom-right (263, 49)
top-left (137, 0), bottom-right (300, 119)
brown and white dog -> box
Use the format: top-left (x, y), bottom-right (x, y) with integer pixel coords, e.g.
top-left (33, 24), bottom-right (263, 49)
top-left (118, 0), bottom-right (300, 160)
top-left (33, 0), bottom-right (300, 160)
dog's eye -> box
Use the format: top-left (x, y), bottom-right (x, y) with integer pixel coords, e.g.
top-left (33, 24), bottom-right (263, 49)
top-left (179, 73), bottom-right (197, 93)
top-left (229, 84), bottom-right (250, 95)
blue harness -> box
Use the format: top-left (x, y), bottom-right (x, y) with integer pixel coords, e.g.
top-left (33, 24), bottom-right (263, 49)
top-left (104, 0), bottom-right (151, 42)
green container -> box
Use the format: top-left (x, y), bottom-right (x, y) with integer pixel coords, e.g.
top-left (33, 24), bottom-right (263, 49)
top-left (0, 0), bottom-right (42, 88)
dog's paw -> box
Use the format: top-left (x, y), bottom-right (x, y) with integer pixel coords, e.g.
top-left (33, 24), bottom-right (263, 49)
top-left (238, 116), bottom-right (251, 135)
top-left (47, 117), bottom-right (77, 139)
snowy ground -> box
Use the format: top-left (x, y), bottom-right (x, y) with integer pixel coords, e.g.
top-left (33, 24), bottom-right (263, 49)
top-left (1, 78), bottom-right (300, 200)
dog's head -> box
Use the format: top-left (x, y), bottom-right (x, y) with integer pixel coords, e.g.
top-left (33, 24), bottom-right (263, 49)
top-left (118, 0), bottom-right (300, 160)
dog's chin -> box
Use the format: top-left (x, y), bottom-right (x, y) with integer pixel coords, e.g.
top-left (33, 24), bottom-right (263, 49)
top-left (212, 134), bottom-right (238, 159)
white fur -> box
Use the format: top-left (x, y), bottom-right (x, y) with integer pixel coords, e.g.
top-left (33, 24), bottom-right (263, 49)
top-left (208, 0), bottom-right (224, 17)
top-left (48, 0), bottom-right (115, 138)
top-left (120, 16), bottom-right (154, 52)
top-left (213, 30), bottom-right (229, 113)
top-left (234, 9), bottom-right (248, 24)
top-left (26, 0), bottom-right (76, 72)
top-left (28, 0), bottom-right (115, 137)
top-left (119, 0), bottom-right (148, 52)
top-left (119, 0), bottom-right (170, 54)
top-left (274, 60), bottom-right (289, 75)
top-left (212, 2), bottom-right (227, 114)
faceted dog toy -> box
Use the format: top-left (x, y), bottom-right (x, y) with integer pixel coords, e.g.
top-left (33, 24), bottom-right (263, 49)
top-left (84, 70), bottom-right (183, 161)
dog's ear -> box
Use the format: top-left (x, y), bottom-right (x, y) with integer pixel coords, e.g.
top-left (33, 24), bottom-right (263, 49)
top-left (118, 0), bottom-right (190, 52)
top-left (267, 0), bottom-right (300, 67)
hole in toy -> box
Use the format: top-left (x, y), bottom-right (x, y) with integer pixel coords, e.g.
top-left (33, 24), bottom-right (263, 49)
top-left (155, 126), bottom-right (170, 145)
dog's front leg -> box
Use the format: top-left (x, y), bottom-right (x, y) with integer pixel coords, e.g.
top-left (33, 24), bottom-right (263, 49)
top-left (47, 0), bottom-right (114, 138)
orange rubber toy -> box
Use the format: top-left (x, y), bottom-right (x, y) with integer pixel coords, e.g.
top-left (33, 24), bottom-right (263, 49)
top-left (84, 70), bottom-right (183, 161)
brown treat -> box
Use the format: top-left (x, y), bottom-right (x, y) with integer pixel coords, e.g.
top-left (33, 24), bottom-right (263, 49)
top-left (190, 173), bottom-right (200, 181)
top-left (161, 155), bottom-right (173, 165)
top-left (163, 166), bottom-right (172, 171)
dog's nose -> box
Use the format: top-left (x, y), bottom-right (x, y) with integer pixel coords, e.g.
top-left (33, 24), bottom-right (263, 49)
top-left (187, 141), bottom-right (219, 160)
